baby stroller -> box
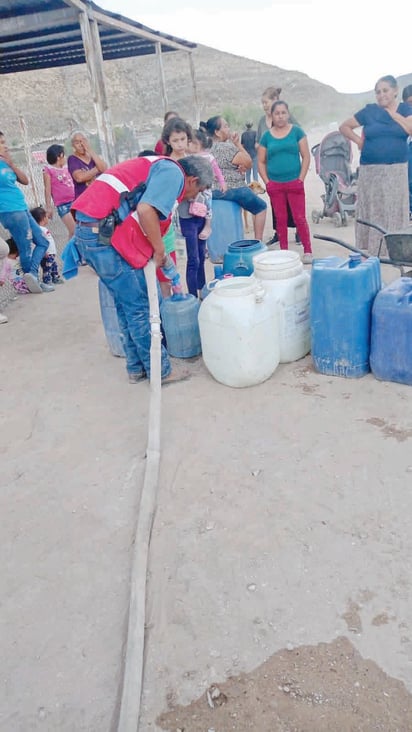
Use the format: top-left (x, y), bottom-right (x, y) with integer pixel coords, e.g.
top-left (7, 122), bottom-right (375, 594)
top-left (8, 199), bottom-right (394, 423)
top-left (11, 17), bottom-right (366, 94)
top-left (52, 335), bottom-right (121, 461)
top-left (311, 130), bottom-right (358, 227)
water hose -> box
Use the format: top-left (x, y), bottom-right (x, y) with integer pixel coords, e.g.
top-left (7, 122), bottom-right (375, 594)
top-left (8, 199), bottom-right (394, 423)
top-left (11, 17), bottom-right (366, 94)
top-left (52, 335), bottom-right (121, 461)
top-left (117, 258), bottom-right (162, 732)
top-left (313, 234), bottom-right (393, 265)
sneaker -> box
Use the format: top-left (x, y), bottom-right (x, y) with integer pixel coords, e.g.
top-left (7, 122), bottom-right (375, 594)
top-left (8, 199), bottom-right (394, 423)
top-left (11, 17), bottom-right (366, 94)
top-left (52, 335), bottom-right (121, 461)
top-left (40, 282), bottom-right (55, 292)
top-left (128, 371), bottom-right (146, 384)
top-left (302, 253), bottom-right (313, 265)
top-left (265, 233), bottom-right (279, 246)
top-left (161, 365), bottom-right (190, 386)
top-left (0, 312), bottom-right (8, 324)
top-left (52, 277), bottom-right (65, 285)
top-left (23, 273), bottom-right (43, 294)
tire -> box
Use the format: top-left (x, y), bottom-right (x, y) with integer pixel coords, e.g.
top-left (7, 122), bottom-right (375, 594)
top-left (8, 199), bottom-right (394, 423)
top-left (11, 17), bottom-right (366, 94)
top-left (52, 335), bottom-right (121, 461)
top-left (333, 212), bottom-right (342, 227)
top-left (311, 210), bottom-right (321, 224)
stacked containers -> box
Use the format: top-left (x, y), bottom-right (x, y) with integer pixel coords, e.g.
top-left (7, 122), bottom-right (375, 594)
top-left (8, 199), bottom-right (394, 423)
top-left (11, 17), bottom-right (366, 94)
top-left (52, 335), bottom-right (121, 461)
top-left (198, 276), bottom-right (280, 387)
top-left (370, 277), bottom-right (412, 385)
top-left (253, 250), bottom-right (311, 362)
top-left (310, 254), bottom-right (381, 377)
top-left (223, 239), bottom-right (267, 277)
top-left (206, 200), bottom-right (244, 263)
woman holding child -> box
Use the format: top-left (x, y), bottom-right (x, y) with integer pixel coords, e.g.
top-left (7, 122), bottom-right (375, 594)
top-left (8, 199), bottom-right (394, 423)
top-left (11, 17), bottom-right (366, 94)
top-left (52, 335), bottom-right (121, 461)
top-left (205, 116), bottom-right (267, 242)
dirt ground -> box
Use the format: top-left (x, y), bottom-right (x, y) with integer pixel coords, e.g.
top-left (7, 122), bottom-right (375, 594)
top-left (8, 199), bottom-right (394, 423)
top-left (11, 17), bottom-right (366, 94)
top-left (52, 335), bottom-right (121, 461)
top-left (2, 147), bottom-right (412, 732)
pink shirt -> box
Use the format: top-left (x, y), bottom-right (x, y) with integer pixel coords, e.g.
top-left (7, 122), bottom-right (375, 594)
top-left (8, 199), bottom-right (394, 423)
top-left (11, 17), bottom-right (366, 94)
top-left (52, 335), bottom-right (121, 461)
top-left (201, 151), bottom-right (225, 187)
top-left (43, 165), bottom-right (75, 206)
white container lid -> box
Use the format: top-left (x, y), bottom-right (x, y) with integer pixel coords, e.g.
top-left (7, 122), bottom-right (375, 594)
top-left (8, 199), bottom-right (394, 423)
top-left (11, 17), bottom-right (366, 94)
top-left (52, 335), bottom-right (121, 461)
top-left (253, 250), bottom-right (303, 280)
top-left (213, 275), bottom-right (260, 298)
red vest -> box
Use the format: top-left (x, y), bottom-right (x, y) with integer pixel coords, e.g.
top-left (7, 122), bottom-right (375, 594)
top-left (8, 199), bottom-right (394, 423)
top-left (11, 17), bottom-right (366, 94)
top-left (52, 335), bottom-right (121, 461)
top-left (73, 156), bottom-right (186, 268)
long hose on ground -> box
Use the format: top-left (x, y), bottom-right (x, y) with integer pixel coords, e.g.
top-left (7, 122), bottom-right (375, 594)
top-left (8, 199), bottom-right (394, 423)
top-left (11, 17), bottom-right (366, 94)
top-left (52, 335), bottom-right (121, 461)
top-left (117, 259), bottom-right (162, 732)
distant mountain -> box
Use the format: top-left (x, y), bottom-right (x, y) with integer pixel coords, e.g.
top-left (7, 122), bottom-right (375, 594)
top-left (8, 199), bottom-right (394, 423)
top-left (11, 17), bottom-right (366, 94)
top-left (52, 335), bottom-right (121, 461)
top-left (1, 43), bottom-right (411, 146)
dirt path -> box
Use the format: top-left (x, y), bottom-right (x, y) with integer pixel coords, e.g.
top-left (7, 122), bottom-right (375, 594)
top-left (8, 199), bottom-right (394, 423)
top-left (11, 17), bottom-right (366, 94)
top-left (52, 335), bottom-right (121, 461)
top-left (2, 149), bottom-right (412, 731)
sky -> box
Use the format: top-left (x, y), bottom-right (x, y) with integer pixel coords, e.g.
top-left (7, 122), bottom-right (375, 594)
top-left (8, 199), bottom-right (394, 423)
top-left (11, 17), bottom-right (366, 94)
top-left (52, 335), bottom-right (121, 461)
top-left (96, 0), bottom-right (411, 94)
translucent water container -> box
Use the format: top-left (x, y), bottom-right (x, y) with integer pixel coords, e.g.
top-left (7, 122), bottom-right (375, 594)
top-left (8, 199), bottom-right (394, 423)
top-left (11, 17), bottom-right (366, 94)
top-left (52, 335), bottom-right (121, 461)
top-left (98, 279), bottom-right (125, 358)
top-left (370, 277), bottom-right (412, 385)
top-left (310, 254), bottom-right (381, 377)
top-left (206, 200), bottom-right (244, 263)
top-left (160, 293), bottom-right (201, 358)
top-left (223, 239), bottom-right (267, 277)
top-left (253, 249), bottom-right (310, 362)
top-left (198, 275), bottom-right (280, 387)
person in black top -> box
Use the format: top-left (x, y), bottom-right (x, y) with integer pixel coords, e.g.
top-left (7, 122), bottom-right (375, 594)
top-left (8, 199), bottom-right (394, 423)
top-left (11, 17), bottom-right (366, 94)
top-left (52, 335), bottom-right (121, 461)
top-left (241, 123), bottom-right (258, 184)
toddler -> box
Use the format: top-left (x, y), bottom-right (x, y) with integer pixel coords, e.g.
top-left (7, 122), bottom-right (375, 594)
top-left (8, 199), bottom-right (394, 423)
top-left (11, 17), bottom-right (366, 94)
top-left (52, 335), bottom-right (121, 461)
top-left (30, 206), bottom-right (64, 285)
top-left (5, 237), bottom-right (30, 294)
top-left (189, 127), bottom-right (227, 240)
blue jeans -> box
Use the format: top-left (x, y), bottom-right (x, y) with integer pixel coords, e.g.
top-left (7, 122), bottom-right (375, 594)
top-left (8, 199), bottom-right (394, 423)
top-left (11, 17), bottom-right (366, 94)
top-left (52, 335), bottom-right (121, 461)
top-left (0, 209), bottom-right (49, 277)
top-left (212, 186), bottom-right (266, 215)
top-left (75, 223), bottom-right (171, 378)
top-left (179, 216), bottom-right (206, 297)
top-left (245, 155), bottom-right (258, 184)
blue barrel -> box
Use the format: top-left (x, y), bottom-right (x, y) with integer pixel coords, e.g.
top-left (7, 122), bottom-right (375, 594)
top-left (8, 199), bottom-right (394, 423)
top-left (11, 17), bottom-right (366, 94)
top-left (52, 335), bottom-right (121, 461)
top-left (206, 200), bottom-right (244, 263)
top-left (310, 254), bottom-right (381, 377)
top-left (160, 294), bottom-right (201, 358)
top-left (223, 239), bottom-right (267, 277)
top-left (370, 277), bottom-right (412, 385)
top-left (98, 279), bottom-right (125, 358)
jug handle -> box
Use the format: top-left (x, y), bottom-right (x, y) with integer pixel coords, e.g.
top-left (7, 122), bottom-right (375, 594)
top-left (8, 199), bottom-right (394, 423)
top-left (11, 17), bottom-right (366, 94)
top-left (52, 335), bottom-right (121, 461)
top-left (207, 278), bottom-right (220, 291)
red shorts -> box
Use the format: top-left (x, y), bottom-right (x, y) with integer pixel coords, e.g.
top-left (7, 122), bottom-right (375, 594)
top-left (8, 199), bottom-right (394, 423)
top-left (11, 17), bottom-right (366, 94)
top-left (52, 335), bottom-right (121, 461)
top-left (156, 250), bottom-right (177, 282)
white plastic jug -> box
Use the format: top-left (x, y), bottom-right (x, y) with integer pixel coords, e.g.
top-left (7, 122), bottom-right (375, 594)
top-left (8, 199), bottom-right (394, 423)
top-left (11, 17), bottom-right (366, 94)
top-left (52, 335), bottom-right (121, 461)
top-left (253, 250), bottom-right (310, 363)
top-left (198, 276), bottom-right (280, 388)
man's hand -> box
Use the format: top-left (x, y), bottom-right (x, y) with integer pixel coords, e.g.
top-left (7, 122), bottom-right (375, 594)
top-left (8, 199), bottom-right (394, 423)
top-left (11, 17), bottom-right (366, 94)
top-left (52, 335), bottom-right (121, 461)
top-left (153, 248), bottom-right (167, 268)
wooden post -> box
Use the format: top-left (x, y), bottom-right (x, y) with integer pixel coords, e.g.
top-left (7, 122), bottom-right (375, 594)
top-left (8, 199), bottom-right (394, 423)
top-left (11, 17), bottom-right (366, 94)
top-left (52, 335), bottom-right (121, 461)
top-left (155, 41), bottom-right (168, 115)
top-left (78, 8), bottom-right (116, 165)
top-left (188, 52), bottom-right (200, 128)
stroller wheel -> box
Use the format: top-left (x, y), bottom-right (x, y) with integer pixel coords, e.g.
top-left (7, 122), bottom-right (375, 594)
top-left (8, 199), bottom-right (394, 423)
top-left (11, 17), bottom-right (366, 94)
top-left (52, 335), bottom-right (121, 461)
top-left (311, 210), bottom-right (322, 224)
top-left (341, 212), bottom-right (349, 226)
top-left (333, 211), bottom-right (343, 227)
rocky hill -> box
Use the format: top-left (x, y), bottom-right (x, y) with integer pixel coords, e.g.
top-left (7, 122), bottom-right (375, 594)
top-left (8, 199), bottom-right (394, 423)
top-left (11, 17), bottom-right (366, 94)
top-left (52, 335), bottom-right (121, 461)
top-left (1, 43), bottom-right (411, 148)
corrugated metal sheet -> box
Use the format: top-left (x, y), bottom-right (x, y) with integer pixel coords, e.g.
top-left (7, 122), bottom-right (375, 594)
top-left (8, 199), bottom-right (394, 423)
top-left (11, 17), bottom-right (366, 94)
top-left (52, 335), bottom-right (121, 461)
top-left (0, 0), bottom-right (196, 74)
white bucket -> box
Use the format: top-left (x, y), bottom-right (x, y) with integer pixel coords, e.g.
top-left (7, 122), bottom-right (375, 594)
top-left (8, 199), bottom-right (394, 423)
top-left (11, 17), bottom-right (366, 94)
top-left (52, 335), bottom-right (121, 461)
top-left (253, 250), bottom-right (311, 362)
top-left (198, 276), bottom-right (280, 387)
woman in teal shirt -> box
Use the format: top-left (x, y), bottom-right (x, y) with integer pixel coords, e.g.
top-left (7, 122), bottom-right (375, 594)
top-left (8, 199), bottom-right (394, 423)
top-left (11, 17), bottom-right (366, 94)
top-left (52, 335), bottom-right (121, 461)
top-left (258, 101), bottom-right (313, 264)
top-left (0, 131), bottom-right (52, 293)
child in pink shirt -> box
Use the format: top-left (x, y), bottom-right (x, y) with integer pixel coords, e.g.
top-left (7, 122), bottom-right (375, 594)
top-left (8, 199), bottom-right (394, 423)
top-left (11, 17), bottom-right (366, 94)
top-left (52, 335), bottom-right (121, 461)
top-left (189, 128), bottom-right (227, 240)
top-left (43, 144), bottom-right (75, 239)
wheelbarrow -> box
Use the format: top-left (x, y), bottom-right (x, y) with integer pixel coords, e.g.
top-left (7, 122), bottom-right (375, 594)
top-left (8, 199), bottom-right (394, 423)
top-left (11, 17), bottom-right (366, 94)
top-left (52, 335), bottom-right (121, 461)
top-left (314, 219), bottom-right (412, 276)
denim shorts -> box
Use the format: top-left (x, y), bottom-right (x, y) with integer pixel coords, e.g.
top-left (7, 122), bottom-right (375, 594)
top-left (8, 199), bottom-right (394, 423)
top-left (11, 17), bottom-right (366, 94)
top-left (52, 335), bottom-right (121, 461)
top-left (56, 201), bottom-right (74, 218)
top-left (212, 187), bottom-right (267, 215)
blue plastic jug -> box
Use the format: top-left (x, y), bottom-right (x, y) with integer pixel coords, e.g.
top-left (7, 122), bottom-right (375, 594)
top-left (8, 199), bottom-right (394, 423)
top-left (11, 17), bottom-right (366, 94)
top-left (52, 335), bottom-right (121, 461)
top-left (160, 293), bottom-right (201, 358)
top-left (206, 200), bottom-right (244, 263)
top-left (223, 239), bottom-right (267, 277)
top-left (310, 254), bottom-right (381, 377)
top-left (370, 277), bottom-right (412, 385)
top-left (98, 279), bottom-right (125, 358)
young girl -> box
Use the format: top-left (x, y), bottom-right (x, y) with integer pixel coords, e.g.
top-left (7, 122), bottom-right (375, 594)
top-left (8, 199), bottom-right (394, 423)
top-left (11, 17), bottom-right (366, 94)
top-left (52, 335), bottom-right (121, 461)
top-left (159, 118), bottom-right (193, 295)
top-left (43, 144), bottom-right (75, 238)
top-left (189, 127), bottom-right (227, 240)
top-left (162, 118), bottom-right (210, 297)
top-left (30, 206), bottom-right (64, 285)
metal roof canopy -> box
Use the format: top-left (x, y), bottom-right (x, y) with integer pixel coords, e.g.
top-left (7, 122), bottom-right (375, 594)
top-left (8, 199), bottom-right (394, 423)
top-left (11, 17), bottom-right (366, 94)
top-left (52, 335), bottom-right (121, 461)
top-left (0, 0), bottom-right (200, 163)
